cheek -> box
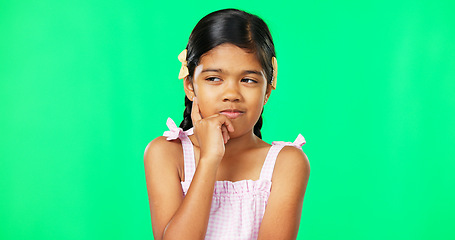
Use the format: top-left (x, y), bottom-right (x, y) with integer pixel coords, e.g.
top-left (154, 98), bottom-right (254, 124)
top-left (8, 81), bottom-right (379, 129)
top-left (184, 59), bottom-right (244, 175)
top-left (252, 101), bottom-right (265, 117)
top-left (193, 83), bottom-right (217, 118)
top-left (196, 96), bottom-right (217, 119)
top-left (252, 89), bottom-right (266, 104)
top-left (247, 92), bottom-right (266, 115)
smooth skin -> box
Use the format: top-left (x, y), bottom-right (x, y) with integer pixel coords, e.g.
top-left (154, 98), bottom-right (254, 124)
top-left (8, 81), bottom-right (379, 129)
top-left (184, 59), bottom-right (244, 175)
top-left (144, 43), bottom-right (310, 240)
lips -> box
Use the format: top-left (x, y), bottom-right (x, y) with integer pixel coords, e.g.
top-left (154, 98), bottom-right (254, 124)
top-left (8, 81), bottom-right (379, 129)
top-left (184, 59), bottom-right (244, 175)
top-left (219, 109), bottom-right (244, 119)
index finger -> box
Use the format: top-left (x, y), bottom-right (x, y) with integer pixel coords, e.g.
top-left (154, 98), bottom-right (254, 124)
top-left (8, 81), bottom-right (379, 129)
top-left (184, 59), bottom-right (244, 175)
top-left (191, 97), bottom-right (202, 122)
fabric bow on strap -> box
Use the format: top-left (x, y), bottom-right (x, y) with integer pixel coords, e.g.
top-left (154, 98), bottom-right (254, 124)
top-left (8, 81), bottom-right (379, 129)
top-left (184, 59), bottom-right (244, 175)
top-left (163, 118), bottom-right (194, 140)
top-left (272, 134), bottom-right (306, 148)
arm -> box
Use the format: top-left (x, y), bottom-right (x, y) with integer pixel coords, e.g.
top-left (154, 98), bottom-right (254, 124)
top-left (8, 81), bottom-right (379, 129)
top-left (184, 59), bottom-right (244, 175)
top-left (145, 97), bottom-right (235, 240)
top-left (257, 146), bottom-right (310, 240)
top-left (144, 137), bottom-right (219, 240)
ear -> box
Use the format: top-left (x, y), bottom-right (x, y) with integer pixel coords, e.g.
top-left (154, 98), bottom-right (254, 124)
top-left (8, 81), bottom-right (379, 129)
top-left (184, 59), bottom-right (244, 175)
top-left (183, 77), bottom-right (195, 101)
top-left (264, 84), bottom-right (272, 105)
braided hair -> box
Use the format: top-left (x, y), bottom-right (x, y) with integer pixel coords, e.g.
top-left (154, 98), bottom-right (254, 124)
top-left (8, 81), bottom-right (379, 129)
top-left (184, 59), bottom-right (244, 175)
top-left (179, 9), bottom-right (276, 139)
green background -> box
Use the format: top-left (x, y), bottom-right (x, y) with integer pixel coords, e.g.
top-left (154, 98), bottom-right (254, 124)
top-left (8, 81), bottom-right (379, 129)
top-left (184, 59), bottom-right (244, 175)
top-left (1, 0), bottom-right (454, 239)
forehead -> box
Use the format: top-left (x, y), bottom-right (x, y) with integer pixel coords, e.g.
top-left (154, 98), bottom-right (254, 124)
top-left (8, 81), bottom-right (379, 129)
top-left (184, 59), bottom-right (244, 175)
top-left (198, 43), bottom-right (263, 71)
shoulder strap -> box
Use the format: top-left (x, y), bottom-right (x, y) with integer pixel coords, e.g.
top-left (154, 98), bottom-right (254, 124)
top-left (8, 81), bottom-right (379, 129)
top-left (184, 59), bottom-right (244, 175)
top-left (259, 134), bottom-right (306, 181)
top-left (162, 118), bottom-right (195, 182)
top-left (179, 134), bottom-right (196, 182)
top-left (259, 145), bottom-right (286, 181)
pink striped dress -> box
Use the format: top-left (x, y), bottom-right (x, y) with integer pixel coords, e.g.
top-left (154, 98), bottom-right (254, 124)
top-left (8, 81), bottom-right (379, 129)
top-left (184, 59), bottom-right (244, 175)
top-left (163, 118), bottom-right (306, 240)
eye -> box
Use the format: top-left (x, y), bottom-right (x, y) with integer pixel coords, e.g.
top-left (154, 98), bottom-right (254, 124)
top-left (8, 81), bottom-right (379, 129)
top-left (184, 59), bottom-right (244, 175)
top-left (241, 78), bottom-right (258, 83)
top-left (206, 77), bottom-right (222, 82)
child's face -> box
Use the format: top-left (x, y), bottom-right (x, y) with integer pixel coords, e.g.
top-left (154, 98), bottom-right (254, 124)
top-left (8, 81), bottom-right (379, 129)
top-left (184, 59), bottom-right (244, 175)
top-left (184, 43), bottom-right (272, 138)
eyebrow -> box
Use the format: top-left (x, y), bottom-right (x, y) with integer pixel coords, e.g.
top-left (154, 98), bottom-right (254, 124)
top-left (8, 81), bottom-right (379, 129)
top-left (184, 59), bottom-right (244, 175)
top-left (201, 68), bottom-right (223, 73)
top-left (244, 70), bottom-right (263, 76)
top-left (201, 69), bottom-right (263, 76)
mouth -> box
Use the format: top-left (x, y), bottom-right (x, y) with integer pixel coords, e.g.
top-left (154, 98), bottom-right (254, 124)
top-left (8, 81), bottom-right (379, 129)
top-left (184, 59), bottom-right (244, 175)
top-left (219, 109), bottom-right (245, 119)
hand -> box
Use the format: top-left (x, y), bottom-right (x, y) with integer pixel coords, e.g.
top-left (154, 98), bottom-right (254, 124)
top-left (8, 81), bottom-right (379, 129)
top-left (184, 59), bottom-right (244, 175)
top-left (191, 97), bottom-right (235, 162)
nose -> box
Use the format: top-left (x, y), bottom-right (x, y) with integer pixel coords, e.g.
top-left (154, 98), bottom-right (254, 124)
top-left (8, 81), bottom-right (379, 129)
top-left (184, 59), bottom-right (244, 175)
top-left (222, 81), bottom-right (242, 102)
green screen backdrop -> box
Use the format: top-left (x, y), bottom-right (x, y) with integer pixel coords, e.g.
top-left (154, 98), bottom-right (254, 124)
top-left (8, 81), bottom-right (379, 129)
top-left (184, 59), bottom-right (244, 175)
top-left (1, 0), bottom-right (454, 239)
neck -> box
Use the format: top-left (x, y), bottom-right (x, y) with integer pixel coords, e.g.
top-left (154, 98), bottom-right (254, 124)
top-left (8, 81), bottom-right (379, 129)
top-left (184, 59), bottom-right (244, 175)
top-left (224, 129), bottom-right (261, 156)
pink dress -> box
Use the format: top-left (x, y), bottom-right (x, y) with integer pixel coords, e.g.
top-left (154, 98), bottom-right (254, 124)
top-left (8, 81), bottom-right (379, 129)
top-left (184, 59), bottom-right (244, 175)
top-left (163, 118), bottom-right (306, 240)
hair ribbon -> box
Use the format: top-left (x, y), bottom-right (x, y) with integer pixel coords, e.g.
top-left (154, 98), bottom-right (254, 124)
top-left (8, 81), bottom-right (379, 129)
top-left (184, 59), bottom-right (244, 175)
top-left (178, 49), bottom-right (189, 79)
top-left (271, 56), bottom-right (278, 90)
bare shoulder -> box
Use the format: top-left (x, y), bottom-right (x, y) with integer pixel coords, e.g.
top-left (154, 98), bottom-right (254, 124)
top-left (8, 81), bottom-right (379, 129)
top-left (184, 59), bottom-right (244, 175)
top-left (144, 136), bottom-right (182, 165)
top-left (272, 146), bottom-right (310, 184)
top-left (143, 136), bottom-right (185, 183)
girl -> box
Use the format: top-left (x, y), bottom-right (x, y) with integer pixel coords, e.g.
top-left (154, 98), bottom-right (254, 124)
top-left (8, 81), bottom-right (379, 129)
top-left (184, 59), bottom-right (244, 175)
top-left (144, 9), bottom-right (310, 240)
